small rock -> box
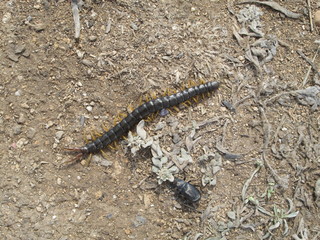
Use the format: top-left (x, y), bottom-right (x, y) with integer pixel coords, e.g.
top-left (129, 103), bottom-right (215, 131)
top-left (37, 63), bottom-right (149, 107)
top-left (16, 138), bottom-right (28, 148)
top-left (76, 50), bottom-right (85, 59)
top-left (315, 178), bottom-right (320, 199)
top-left (21, 103), bottom-right (30, 109)
top-left (82, 59), bottom-right (94, 67)
top-left (88, 35), bottom-right (97, 42)
top-left (17, 113), bottom-right (26, 124)
top-left (95, 191), bottom-right (104, 200)
top-left (132, 215), bottom-right (147, 228)
top-left (22, 49), bottom-right (30, 58)
top-left (32, 23), bottom-right (45, 32)
top-left (36, 206), bottom-right (43, 212)
top-left (143, 194), bottom-right (152, 207)
top-left (2, 12), bottom-right (11, 23)
top-left (45, 121), bottom-right (54, 129)
top-left (130, 22), bottom-right (138, 31)
top-left (12, 125), bottom-right (22, 135)
top-left (15, 44), bottom-right (26, 54)
top-left (57, 177), bottom-right (62, 185)
top-left (86, 106), bottom-right (93, 112)
top-left (55, 131), bottom-right (64, 140)
top-left (7, 51), bottom-right (19, 62)
top-left (100, 159), bottom-right (113, 167)
top-left (15, 90), bottom-right (22, 96)
top-left (27, 127), bottom-right (36, 139)
top-left (315, 10), bottom-right (320, 27)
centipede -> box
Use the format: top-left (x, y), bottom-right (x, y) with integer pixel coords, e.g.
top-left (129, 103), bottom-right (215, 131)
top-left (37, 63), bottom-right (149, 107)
top-left (66, 81), bottom-right (220, 163)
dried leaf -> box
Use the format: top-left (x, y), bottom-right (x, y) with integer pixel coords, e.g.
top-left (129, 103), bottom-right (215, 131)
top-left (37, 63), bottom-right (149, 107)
top-left (269, 221), bottom-right (281, 231)
top-left (284, 211), bottom-right (299, 219)
top-left (238, 1), bottom-right (302, 19)
top-left (152, 158), bottom-right (162, 169)
top-left (136, 120), bottom-right (147, 139)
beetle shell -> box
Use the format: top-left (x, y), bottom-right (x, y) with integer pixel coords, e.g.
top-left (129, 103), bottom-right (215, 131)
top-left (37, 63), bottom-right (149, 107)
top-left (173, 178), bottom-right (201, 202)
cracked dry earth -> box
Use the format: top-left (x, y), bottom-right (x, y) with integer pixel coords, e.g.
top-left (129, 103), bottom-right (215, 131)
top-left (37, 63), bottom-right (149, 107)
top-left (1, 0), bottom-right (320, 240)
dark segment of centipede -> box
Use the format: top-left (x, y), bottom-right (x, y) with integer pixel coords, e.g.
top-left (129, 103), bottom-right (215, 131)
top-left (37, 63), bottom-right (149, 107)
top-left (67, 81), bottom-right (219, 161)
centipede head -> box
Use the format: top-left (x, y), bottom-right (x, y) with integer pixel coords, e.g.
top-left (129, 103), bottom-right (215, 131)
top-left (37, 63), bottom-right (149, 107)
top-left (63, 147), bottom-right (87, 165)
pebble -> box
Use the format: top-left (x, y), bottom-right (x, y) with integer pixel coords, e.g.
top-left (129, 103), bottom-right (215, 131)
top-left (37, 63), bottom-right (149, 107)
top-left (15, 44), bottom-right (26, 54)
top-left (95, 191), bottom-right (104, 200)
top-left (13, 125), bottom-right (22, 135)
top-left (92, 155), bottom-right (112, 167)
top-left (57, 177), bottom-right (62, 185)
top-left (100, 159), bottom-right (113, 167)
top-left (15, 90), bottom-right (22, 96)
top-left (17, 113), bottom-right (26, 124)
top-left (315, 178), bottom-right (320, 199)
top-left (315, 10), bottom-right (320, 27)
top-left (32, 23), bottom-right (45, 32)
top-left (130, 22), bottom-right (138, 31)
top-left (2, 12), bottom-right (11, 24)
top-left (45, 121), bottom-right (54, 129)
top-left (16, 138), bottom-right (28, 148)
top-left (7, 51), bottom-right (19, 62)
top-left (27, 127), bottom-right (36, 139)
top-left (76, 50), bottom-right (85, 59)
top-left (86, 106), bottom-right (93, 112)
top-left (82, 59), bottom-right (94, 67)
top-left (88, 35), bottom-right (97, 42)
top-left (21, 103), bottom-right (30, 109)
top-left (132, 215), bottom-right (147, 228)
top-left (55, 131), bottom-right (64, 140)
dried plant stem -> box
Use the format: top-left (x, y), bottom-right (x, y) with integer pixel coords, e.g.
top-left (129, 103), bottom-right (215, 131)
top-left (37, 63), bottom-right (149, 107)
top-left (259, 106), bottom-right (288, 189)
top-left (303, 45), bottom-right (320, 86)
top-left (307, 0), bottom-right (314, 32)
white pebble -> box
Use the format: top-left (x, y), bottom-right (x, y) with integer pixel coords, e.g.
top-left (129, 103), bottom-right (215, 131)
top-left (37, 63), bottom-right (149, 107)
top-left (86, 106), bottom-right (93, 112)
top-left (15, 90), bottom-right (22, 96)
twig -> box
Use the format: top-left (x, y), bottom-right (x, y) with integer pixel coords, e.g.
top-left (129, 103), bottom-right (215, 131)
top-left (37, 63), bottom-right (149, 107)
top-left (303, 45), bottom-right (320, 86)
top-left (307, 0), bottom-right (314, 32)
top-left (71, 0), bottom-right (81, 40)
top-left (297, 49), bottom-right (320, 77)
top-left (263, 90), bottom-right (295, 106)
top-left (271, 114), bottom-right (286, 144)
top-left (237, 1), bottom-right (302, 19)
top-left (259, 106), bottom-right (289, 189)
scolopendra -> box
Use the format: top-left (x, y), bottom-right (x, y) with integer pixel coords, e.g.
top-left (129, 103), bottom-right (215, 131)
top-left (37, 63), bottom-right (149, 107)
top-left (66, 81), bottom-right (220, 163)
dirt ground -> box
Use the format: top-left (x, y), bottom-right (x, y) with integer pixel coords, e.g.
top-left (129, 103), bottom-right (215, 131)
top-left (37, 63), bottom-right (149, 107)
top-left (1, 0), bottom-right (319, 239)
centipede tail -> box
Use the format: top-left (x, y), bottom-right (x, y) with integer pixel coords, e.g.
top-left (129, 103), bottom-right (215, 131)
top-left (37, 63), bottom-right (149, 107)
top-left (66, 81), bottom-right (219, 160)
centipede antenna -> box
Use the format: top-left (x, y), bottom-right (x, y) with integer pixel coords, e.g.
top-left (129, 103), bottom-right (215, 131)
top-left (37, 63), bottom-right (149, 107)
top-left (64, 147), bottom-right (83, 152)
top-left (62, 152), bottom-right (84, 165)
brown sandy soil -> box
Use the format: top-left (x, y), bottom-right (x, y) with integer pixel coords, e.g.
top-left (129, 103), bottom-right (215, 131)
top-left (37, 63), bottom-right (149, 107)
top-left (0, 0), bottom-right (319, 239)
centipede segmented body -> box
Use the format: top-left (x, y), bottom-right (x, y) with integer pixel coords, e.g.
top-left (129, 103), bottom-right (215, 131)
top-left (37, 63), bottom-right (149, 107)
top-left (66, 81), bottom-right (220, 162)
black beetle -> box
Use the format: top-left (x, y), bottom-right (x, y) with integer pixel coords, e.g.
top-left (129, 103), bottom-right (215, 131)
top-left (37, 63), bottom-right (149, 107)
top-left (171, 178), bottom-right (201, 202)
